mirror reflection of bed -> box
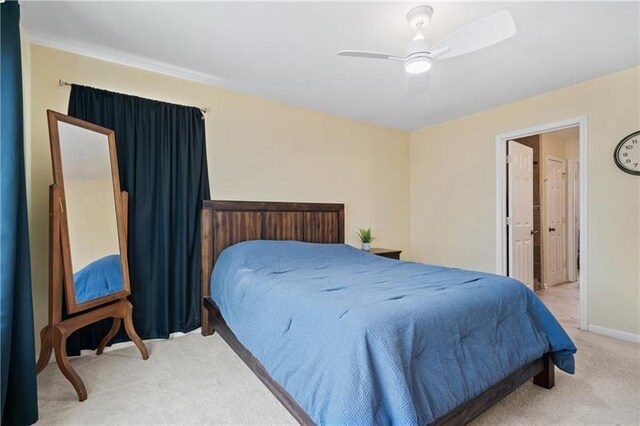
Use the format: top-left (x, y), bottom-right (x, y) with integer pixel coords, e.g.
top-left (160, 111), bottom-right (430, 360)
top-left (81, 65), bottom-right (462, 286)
top-left (58, 121), bottom-right (123, 303)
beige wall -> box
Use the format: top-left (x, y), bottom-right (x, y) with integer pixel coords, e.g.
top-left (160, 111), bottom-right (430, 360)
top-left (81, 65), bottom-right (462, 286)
top-left (28, 45), bottom-right (410, 344)
top-left (65, 179), bottom-right (120, 271)
top-left (565, 137), bottom-right (579, 160)
top-left (540, 131), bottom-right (566, 162)
top-left (410, 67), bottom-right (640, 335)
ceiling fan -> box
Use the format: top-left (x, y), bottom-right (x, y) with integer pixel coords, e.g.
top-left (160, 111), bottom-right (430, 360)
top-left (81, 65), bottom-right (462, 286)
top-left (337, 5), bottom-right (517, 97)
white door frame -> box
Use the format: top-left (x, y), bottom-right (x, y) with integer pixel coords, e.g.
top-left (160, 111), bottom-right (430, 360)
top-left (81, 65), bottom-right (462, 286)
top-left (567, 159), bottom-right (580, 283)
top-left (495, 116), bottom-right (588, 330)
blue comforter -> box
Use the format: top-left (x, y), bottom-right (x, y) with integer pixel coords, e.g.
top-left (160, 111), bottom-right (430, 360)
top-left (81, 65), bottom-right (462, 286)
top-left (74, 255), bottom-right (124, 303)
top-left (211, 241), bottom-right (576, 425)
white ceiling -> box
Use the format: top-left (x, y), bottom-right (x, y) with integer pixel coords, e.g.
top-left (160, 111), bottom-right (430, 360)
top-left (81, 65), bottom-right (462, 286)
top-left (21, 1), bottom-right (640, 131)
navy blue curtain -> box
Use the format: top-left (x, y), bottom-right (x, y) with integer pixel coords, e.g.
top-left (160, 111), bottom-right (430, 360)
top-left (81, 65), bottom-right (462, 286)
top-left (66, 86), bottom-right (210, 354)
top-left (1, 1), bottom-right (39, 425)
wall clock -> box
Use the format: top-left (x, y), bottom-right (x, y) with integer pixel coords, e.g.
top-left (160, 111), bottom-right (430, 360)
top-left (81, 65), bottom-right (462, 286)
top-left (614, 131), bottom-right (640, 176)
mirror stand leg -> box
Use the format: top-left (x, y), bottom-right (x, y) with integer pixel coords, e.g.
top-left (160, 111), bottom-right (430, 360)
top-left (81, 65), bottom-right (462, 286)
top-left (36, 325), bottom-right (53, 374)
top-left (97, 318), bottom-right (122, 355)
top-left (122, 301), bottom-right (149, 360)
top-left (52, 325), bottom-right (88, 401)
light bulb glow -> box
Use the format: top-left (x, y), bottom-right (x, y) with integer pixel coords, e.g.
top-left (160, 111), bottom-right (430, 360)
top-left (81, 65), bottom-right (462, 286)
top-left (405, 57), bottom-right (432, 74)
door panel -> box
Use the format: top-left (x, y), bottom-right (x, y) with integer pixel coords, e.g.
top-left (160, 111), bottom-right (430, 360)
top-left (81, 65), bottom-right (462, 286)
top-left (546, 157), bottom-right (567, 285)
top-left (508, 140), bottom-right (534, 288)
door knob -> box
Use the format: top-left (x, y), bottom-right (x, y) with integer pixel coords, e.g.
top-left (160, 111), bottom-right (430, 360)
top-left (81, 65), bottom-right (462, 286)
top-left (548, 227), bottom-right (556, 232)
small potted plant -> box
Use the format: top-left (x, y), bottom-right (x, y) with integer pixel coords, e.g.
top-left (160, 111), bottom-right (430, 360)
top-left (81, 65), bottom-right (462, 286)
top-left (357, 228), bottom-right (374, 251)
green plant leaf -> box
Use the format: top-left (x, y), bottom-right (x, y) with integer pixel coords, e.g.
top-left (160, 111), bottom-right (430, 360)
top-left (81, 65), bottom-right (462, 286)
top-left (357, 227), bottom-right (374, 243)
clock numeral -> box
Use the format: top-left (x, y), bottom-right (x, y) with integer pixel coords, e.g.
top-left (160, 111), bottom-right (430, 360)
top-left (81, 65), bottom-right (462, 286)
top-left (615, 131), bottom-right (640, 175)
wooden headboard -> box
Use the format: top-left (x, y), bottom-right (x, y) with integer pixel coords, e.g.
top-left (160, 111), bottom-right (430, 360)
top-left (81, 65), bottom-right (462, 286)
top-left (200, 200), bottom-right (345, 315)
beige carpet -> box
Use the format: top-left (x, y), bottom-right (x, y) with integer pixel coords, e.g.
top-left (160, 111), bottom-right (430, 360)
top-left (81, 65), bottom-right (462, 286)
top-left (36, 328), bottom-right (640, 425)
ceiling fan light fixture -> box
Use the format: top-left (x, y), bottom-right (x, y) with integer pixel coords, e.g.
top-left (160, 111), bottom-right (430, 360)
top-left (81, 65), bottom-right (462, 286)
top-left (336, 5), bottom-right (518, 96)
top-left (407, 5), bottom-right (434, 29)
top-left (405, 57), bottom-right (432, 74)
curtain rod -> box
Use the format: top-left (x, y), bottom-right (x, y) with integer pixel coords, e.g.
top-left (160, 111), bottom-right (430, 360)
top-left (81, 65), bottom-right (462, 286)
top-left (58, 79), bottom-right (209, 114)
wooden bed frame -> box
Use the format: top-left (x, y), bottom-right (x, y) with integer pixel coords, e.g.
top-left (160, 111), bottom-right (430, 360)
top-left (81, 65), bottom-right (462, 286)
top-left (200, 200), bottom-right (554, 425)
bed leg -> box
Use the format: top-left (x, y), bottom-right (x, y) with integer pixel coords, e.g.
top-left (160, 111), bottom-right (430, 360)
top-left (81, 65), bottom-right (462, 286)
top-left (201, 304), bottom-right (214, 336)
top-left (533, 353), bottom-right (555, 389)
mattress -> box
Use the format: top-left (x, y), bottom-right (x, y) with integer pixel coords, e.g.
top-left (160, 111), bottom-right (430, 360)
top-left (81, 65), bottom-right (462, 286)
top-left (210, 241), bottom-right (576, 425)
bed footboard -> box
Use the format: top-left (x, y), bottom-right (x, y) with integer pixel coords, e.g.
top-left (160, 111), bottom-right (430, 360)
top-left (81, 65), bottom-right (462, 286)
top-left (432, 353), bottom-right (554, 425)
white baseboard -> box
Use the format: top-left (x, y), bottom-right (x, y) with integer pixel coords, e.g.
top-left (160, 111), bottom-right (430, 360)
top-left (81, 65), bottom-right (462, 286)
top-left (40, 327), bottom-right (202, 363)
top-left (588, 324), bottom-right (640, 343)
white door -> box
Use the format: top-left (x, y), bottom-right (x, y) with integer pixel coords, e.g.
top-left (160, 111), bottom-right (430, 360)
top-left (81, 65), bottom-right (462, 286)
top-left (545, 156), bottom-right (567, 286)
top-left (507, 140), bottom-right (534, 288)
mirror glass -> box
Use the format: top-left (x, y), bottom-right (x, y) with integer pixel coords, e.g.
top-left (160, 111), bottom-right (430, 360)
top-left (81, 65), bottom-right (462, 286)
top-left (58, 121), bottom-right (124, 304)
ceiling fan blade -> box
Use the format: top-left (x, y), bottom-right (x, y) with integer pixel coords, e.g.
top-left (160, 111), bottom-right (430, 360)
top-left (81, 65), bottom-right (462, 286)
top-left (337, 50), bottom-right (404, 62)
top-left (431, 10), bottom-right (516, 60)
top-left (407, 73), bottom-right (431, 98)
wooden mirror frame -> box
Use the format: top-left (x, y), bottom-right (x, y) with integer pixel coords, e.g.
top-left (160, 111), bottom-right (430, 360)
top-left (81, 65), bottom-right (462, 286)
top-left (38, 110), bottom-right (148, 402)
top-left (47, 110), bottom-right (131, 313)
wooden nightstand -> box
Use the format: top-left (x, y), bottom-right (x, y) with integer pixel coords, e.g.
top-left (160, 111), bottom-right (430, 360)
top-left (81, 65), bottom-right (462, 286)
top-left (369, 248), bottom-right (402, 260)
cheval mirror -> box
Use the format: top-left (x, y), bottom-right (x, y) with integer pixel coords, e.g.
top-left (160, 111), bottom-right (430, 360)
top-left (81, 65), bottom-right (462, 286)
top-left (36, 110), bottom-right (148, 401)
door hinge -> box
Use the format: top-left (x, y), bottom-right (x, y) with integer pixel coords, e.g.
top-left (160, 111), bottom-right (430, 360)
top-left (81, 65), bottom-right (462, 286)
top-left (506, 217), bottom-right (512, 226)
top-left (506, 154), bottom-right (513, 164)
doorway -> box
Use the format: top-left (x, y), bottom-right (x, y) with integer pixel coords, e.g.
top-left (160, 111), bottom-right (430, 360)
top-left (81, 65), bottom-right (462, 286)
top-left (496, 117), bottom-right (588, 330)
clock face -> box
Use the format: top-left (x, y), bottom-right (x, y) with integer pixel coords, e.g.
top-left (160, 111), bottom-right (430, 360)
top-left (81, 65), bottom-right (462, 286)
top-left (614, 131), bottom-right (640, 176)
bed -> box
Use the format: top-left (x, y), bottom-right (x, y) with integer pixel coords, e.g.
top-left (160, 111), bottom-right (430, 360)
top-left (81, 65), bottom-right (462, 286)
top-left (200, 200), bottom-right (576, 425)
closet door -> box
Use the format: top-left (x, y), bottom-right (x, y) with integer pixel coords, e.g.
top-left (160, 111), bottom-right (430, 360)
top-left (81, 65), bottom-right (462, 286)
top-left (545, 156), bottom-right (567, 286)
top-left (508, 140), bottom-right (534, 288)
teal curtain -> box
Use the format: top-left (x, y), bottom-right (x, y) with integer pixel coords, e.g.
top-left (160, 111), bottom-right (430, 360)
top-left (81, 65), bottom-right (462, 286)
top-left (1, 1), bottom-right (39, 425)
top-left (66, 85), bottom-right (210, 353)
